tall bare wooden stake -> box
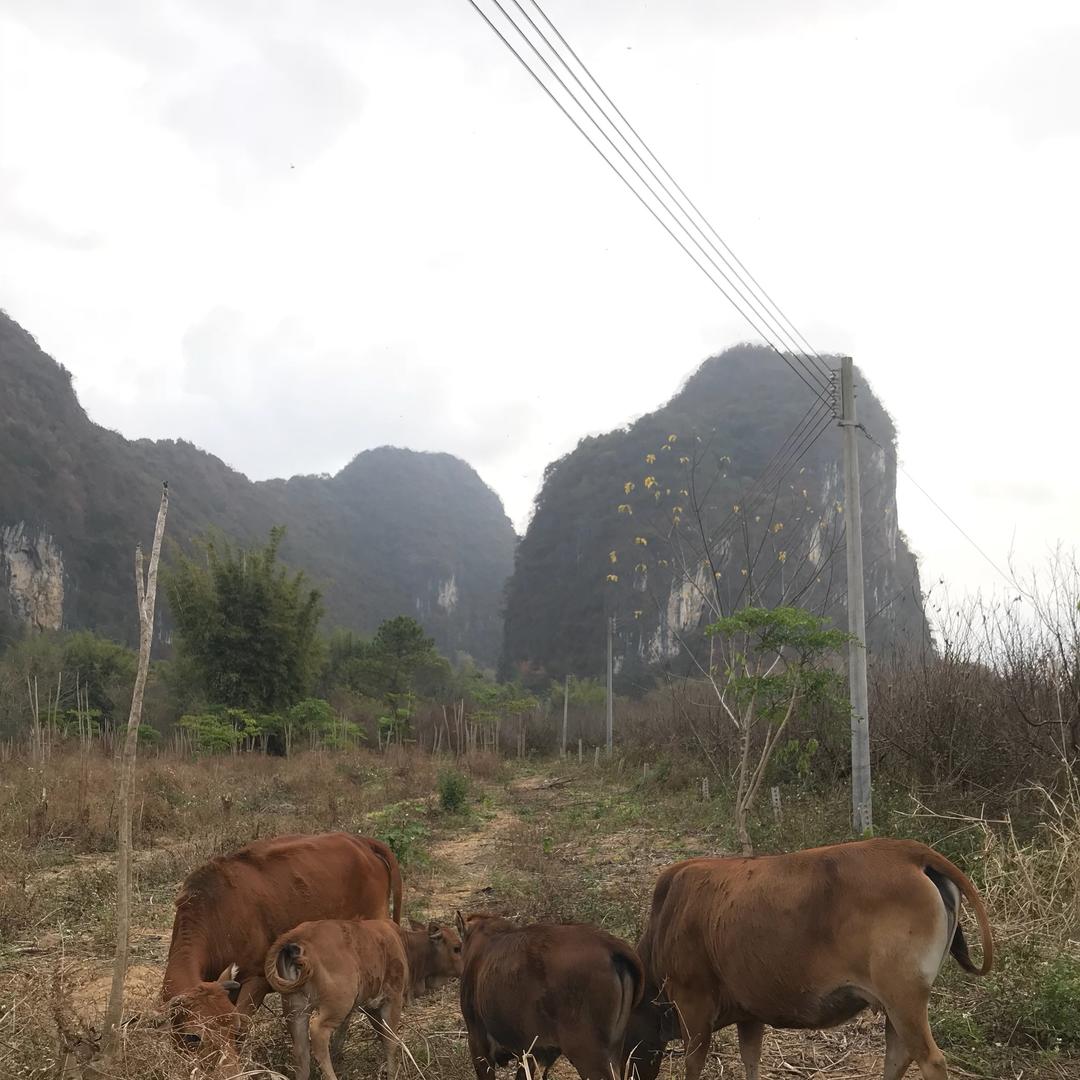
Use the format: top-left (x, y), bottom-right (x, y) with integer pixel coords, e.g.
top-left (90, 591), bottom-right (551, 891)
top-left (104, 483), bottom-right (168, 1052)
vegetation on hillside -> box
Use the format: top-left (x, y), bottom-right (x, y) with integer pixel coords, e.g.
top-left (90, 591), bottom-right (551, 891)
top-left (501, 345), bottom-right (926, 684)
top-left (0, 311), bottom-right (516, 664)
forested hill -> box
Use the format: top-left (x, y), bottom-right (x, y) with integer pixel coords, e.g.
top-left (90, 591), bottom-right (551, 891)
top-left (0, 311), bottom-right (515, 664)
top-left (502, 344), bottom-right (928, 683)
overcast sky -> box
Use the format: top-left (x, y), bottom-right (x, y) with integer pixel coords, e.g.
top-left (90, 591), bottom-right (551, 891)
top-left (2, 0), bottom-right (1077, 607)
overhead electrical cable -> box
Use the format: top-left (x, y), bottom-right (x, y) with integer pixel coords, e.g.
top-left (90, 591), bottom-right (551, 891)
top-left (521, 0), bottom-right (831, 384)
top-left (504, 0), bottom-right (830, 390)
top-left (463, 0), bottom-right (833, 403)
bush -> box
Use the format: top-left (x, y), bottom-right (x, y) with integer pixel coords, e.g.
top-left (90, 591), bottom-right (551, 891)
top-left (437, 769), bottom-right (469, 813)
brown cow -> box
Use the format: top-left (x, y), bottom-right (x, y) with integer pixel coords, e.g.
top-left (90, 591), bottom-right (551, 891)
top-left (162, 832), bottom-right (402, 1052)
top-left (624, 838), bottom-right (994, 1080)
top-left (457, 913), bottom-right (644, 1080)
top-left (264, 916), bottom-right (463, 1080)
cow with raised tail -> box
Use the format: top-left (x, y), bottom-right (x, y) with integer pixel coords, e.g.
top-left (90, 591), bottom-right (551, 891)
top-left (457, 913), bottom-right (644, 1080)
top-left (265, 916), bottom-right (463, 1080)
top-left (624, 838), bottom-right (994, 1080)
top-left (162, 832), bottom-right (402, 1054)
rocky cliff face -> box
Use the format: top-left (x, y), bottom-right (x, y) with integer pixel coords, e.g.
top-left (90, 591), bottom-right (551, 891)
top-left (501, 345), bottom-right (928, 682)
top-left (0, 310), bottom-right (516, 664)
top-left (1, 523), bottom-right (64, 631)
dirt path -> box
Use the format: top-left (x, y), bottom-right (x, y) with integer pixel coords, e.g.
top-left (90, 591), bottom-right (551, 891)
top-left (415, 774), bottom-right (553, 916)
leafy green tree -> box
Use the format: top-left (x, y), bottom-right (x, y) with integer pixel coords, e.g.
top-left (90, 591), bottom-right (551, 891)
top-left (704, 606), bottom-right (850, 855)
top-left (165, 526), bottom-right (323, 713)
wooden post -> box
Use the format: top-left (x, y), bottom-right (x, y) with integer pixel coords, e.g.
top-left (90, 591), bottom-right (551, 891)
top-left (561, 674), bottom-right (569, 759)
top-left (594, 746), bottom-right (600, 768)
top-left (104, 483), bottom-right (168, 1052)
top-left (578, 738), bottom-right (582, 765)
top-left (605, 617), bottom-right (614, 755)
top-left (770, 786), bottom-right (783, 824)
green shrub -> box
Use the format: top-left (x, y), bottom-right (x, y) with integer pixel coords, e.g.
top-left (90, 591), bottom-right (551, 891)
top-left (438, 769), bottom-right (470, 814)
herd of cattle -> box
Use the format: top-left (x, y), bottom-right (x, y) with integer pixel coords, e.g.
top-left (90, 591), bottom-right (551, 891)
top-left (161, 832), bottom-right (993, 1080)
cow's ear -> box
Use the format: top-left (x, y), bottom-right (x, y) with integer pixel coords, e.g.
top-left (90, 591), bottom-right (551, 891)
top-left (454, 910), bottom-right (467, 938)
top-left (408, 918), bottom-right (426, 932)
top-left (428, 920), bottom-right (441, 940)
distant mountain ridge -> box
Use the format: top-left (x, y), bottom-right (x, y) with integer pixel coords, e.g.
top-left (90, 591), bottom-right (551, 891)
top-left (501, 344), bottom-right (928, 682)
top-left (0, 311), bottom-right (516, 664)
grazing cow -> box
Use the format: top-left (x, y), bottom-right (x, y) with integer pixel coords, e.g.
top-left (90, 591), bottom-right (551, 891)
top-left (264, 916), bottom-right (463, 1080)
top-left (624, 838), bottom-right (994, 1080)
top-left (457, 913), bottom-right (644, 1080)
top-left (162, 832), bottom-right (402, 1051)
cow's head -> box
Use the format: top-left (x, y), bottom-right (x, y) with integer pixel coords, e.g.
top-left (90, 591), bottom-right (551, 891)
top-left (454, 910), bottom-right (512, 944)
top-left (406, 918), bottom-right (464, 993)
top-left (621, 982), bottom-right (680, 1080)
top-left (168, 968), bottom-right (243, 1057)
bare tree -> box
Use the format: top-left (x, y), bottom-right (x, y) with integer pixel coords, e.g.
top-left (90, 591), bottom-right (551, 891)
top-left (103, 483), bottom-right (169, 1053)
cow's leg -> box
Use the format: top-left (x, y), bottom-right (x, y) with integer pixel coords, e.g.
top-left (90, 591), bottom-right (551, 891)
top-left (236, 975), bottom-right (270, 1016)
top-left (467, 1031), bottom-right (497, 1080)
top-left (882, 1006), bottom-right (947, 1080)
top-left (329, 1014), bottom-right (350, 1066)
top-left (736, 1021), bottom-right (764, 1080)
top-left (883, 1017), bottom-right (914, 1080)
top-left (309, 1009), bottom-right (347, 1080)
top-left (371, 997), bottom-right (404, 1080)
top-left (561, 1044), bottom-right (620, 1080)
top-left (282, 994), bottom-right (313, 1080)
top-left (670, 991), bottom-right (713, 1080)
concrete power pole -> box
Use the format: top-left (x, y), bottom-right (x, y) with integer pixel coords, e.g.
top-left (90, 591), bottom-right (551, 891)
top-left (605, 616), bottom-right (614, 755)
top-left (839, 357), bottom-right (872, 834)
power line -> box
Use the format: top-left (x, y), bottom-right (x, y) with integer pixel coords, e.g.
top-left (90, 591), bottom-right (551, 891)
top-left (505, 0), bottom-right (831, 390)
top-left (522, 0), bottom-right (830, 383)
top-left (464, 0), bottom-right (833, 403)
top-left (857, 426), bottom-right (1019, 593)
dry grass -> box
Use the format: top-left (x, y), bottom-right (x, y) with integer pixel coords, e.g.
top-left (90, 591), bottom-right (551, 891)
top-left (1, 745), bottom-right (1078, 1079)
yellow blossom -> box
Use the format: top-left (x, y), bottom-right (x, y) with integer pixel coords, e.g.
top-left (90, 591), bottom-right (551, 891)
top-left (672, 516), bottom-right (681, 526)
top-left (778, 551), bottom-right (787, 563)
top-left (606, 573), bottom-right (619, 583)
top-left (668, 434), bottom-right (677, 442)
top-left (645, 453), bottom-right (657, 464)
top-left (772, 522), bottom-right (784, 533)
top-left (714, 571), bottom-right (722, 579)
top-left (733, 504), bottom-right (740, 513)
top-left (672, 506), bottom-right (683, 515)
top-left (635, 562), bottom-right (647, 573)
top-left (617, 503), bottom-right (632, 515)
top-left (633, 610), bottom-right (643, 619)
top-left (660, 444), bottom-right (671, 452)
top-left (644, 475), bottom-right (657, 489)
top-left (609, 551), bottom-right (618, 564)
top-left (634, 537), bottom-right (648, 546)
top-left (680, 489), bottom-right (689, 497)
top-left (624, 481), bottom-right (635, 494)
top-left (679, 456), bottom-right (690, 465)
top-left (740, 568), bottom-right (748, 576)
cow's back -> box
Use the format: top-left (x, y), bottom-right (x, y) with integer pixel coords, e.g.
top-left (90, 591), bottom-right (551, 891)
top-left (166, 832), bottom-right (396, 989)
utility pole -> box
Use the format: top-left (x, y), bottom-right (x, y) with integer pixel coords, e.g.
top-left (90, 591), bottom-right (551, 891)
top-left (839, 357), bottom-right (872, 834)
top-left (605, 616), bottom-right (614, 755)
top-left (561, 674), bottom-right (569, 758)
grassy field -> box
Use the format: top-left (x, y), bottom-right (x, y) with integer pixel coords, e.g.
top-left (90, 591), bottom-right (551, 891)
top-left (1, 746), bottom-right (1077, 1079)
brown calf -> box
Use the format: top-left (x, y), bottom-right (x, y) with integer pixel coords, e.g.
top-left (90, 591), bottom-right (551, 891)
top-left (624, 838), bottom-right (994, 1080)
top-left (265, 917), bottom-right (463, 1080)
top-left (457, 913), bottom-right (644, 1080)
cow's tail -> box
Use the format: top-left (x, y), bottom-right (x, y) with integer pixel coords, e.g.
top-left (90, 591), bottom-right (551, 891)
top-left (264, 939), bottom-right (312, 995)
top-left (364, 837), bottom-right (403, 923)
top-left (921, 849), bottom-right (994, 975)
top-left (610, 944), bottom-right (646, 1046)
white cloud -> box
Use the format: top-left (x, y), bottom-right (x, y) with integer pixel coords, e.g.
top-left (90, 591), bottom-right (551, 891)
top-left (1, 0), bottom-right (1078, 604)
